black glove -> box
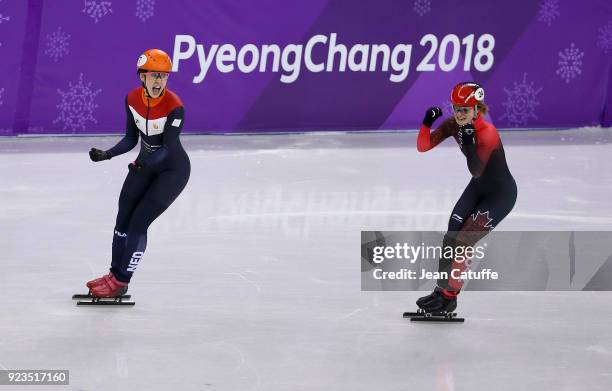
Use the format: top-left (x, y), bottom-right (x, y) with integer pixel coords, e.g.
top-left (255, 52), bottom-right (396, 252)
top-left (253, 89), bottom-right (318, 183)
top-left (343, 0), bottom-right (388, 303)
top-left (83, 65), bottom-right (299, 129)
top-left (128, 161), bottom-right (143, 173)
top-left (89, 148), bottom-right (111, 162)
top-left (458, 123), bottom-right (476, 147)
top-left (422, 107), bottom-right (443, 128)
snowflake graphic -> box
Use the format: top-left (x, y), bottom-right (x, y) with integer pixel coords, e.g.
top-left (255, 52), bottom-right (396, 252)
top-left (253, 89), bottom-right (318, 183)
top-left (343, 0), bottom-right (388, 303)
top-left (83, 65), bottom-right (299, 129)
top-left (45, 27), bottom-right (71, 62)
top-left (556, 43), bottom-right (583, 83)
top-left (413, 0), bottom-right (431, 17)
top-left (0, 87), bottom-right (4, 106)
top-left (596, 21), bottom-right (612, 53)
top-left (538, 0), bottom-right (560, 26)
top-left (439, 99), bottom-right (454, 120)
top-left (499, 73), bottom-right (543, 127)
top-left (54, 74), bottom-right (102, 131)
top-left (83, 0), bottom-right (112, 23)
top-left (0, 0), bottom-right (10, 48)
top-left (135, 0), bottom-right (155, 22)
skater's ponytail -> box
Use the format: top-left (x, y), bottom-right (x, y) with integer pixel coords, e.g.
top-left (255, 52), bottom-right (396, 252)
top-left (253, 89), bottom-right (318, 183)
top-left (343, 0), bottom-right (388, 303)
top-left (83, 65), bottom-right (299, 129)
top-left (477, 102), bottom-right (489, 116)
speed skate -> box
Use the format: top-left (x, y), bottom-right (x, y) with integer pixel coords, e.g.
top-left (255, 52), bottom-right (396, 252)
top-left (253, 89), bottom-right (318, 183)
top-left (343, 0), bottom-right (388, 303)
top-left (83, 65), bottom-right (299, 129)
top-left (72, 291), bottom-right (135, 306)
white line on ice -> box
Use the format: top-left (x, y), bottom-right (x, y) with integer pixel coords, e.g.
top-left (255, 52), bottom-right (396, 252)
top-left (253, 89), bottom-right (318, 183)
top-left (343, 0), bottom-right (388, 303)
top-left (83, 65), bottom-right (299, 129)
top-left (340, 308), bottom-right (365, 320)
top-left (223, 272), bottom-right (262, 293)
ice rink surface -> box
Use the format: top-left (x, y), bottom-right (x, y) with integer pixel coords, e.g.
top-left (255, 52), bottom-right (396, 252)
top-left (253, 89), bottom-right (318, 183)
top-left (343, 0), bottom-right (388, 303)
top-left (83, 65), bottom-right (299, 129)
top-left (1, 128), bottom-right (611, 391)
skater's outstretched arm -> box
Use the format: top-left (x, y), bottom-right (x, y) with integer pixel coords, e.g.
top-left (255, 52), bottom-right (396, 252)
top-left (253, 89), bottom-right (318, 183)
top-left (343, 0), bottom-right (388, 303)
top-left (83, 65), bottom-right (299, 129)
top-left (417, 107), bottom-right (454, 152)
top-left (105, 97), bottom-right (140, 158)
top-left (139, 106), bottom-right (184, 168)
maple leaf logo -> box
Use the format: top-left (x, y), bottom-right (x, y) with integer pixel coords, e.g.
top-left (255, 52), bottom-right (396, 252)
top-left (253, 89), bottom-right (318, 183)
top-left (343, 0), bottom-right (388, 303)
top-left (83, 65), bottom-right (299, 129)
top-left (471, 210), bottom-right (495, 229)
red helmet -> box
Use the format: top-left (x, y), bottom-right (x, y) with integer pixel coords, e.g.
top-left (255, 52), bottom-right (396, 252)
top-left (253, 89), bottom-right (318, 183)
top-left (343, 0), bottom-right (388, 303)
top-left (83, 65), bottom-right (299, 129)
top-left (451, 82), bottom-right (485, 107)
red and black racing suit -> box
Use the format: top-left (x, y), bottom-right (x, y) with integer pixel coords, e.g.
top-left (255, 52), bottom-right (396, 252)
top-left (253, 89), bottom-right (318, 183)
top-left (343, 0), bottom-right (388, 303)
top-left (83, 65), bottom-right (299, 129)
top-left (417, 114), bottom-right (517, 292)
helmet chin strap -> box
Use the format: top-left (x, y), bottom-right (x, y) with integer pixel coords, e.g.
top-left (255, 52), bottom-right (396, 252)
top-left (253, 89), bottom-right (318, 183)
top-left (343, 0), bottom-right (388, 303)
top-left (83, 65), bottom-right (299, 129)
top-left (141, 74), bottom-right (152, 99)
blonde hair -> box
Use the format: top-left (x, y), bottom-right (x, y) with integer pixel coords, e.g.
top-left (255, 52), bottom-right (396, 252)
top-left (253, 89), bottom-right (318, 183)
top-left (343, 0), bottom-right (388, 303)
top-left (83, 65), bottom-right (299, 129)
top-left (477, 102), bottom-right (489, 116)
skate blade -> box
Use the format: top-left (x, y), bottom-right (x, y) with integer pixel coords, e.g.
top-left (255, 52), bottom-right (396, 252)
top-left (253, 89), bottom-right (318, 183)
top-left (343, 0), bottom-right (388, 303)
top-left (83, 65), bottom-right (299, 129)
top-left (72, 293), bottom-right (131, 300)
top-left (77, 299), bottom-right (135, 306)
top-left (403, 311), bottom-right (464, 322)
top-left (403, 311), bottom-right (425, 318)
top-left (411, 316), bottom-right (464, 323)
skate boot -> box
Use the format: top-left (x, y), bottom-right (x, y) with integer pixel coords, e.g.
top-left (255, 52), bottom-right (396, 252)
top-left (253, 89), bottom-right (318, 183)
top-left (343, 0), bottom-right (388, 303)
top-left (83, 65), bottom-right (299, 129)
top-left (416, 286), bottom-right (444, 308)
top-left (416, 288), bottom-right (457, 314)
top-left (404, 288), bottom-right (463, 322)
top-left (86, 271), bottom-right (113, 289)
top-left (90, 273), bottom-right (129, 298)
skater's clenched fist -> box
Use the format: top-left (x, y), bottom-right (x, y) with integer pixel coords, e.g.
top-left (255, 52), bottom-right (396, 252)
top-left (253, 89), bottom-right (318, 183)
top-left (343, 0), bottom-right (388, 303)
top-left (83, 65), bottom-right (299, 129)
top-left (422, 107), bottom-right (443, 128)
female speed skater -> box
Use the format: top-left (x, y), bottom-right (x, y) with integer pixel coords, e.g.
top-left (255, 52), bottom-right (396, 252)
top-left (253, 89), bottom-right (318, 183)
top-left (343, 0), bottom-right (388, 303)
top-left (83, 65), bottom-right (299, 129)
top-left (414, 82), bottom-right (517, 314)
top-left (84, 49), bottom-right (190, 298)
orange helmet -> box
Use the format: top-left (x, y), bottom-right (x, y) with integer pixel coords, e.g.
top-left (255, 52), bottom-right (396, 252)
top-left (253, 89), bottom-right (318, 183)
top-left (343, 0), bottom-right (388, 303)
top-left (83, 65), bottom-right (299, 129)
top-left (136, 49), bottom-right (172, 73)
top-left (451, 82), bottom-right (485, 107)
